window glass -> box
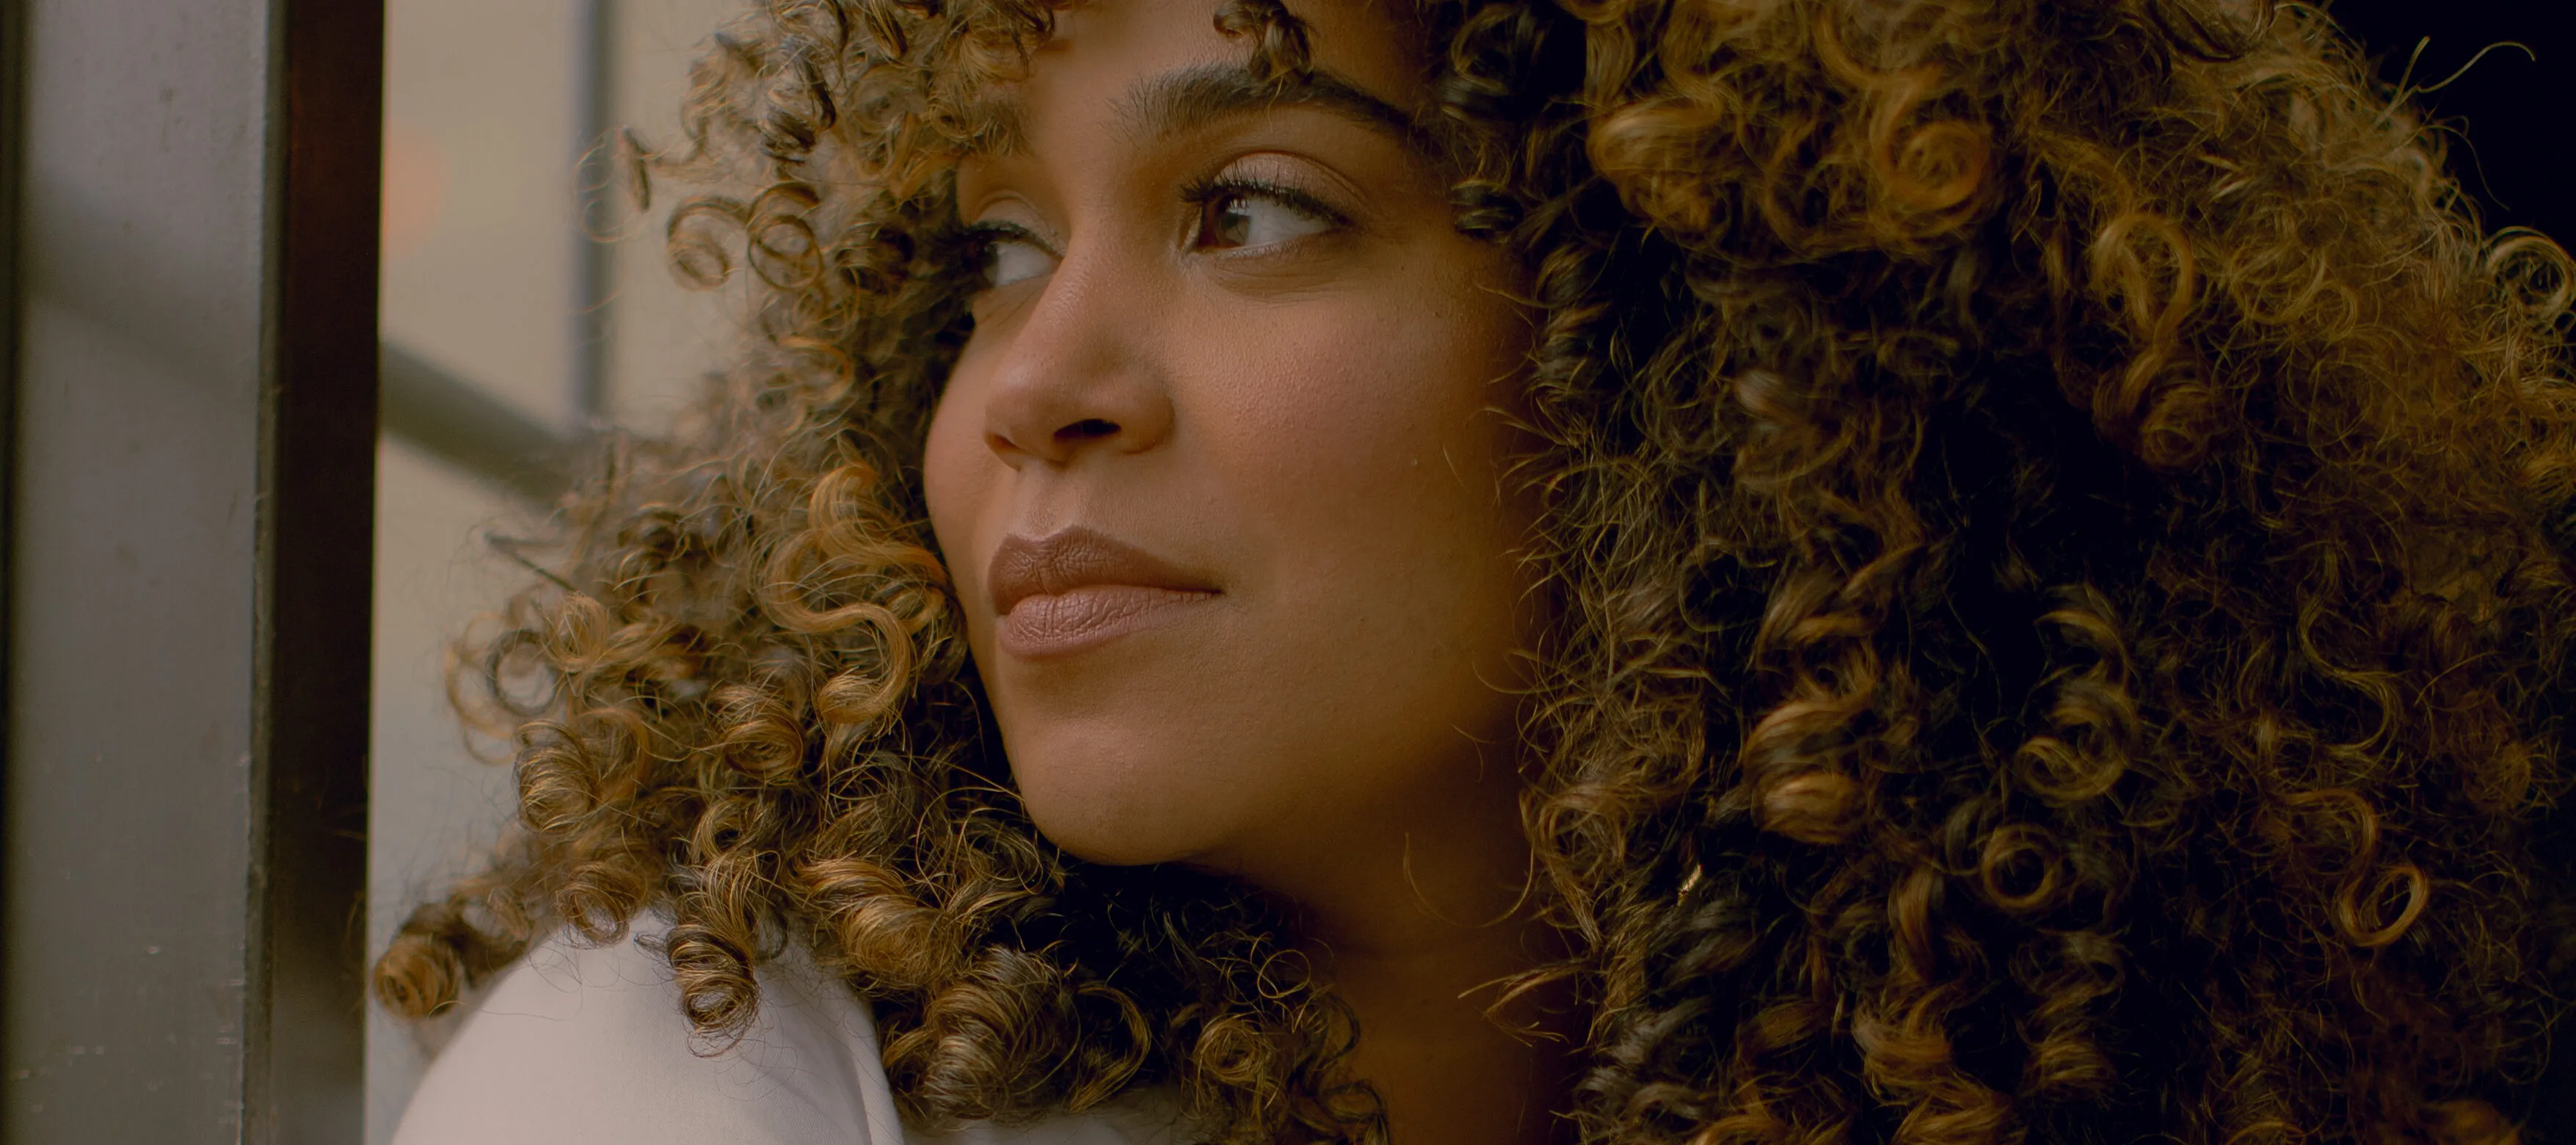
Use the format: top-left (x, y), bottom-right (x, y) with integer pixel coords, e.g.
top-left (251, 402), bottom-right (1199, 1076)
top-left (368, 3), bottom-right (737, 1140)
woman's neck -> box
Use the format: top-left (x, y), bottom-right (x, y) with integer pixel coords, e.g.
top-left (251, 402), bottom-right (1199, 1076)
top-left (1304, 912), bottom-right (1577, 1145)
top-left (1223, 768), bottom-right (1578, 1145)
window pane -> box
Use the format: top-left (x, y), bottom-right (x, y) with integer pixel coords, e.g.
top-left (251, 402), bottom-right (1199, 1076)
top-left (366, 3), bottom-right (739, 1141)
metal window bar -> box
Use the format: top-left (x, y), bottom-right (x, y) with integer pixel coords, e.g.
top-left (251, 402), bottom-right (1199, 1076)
top-left (575, 0), bottom-right (620, 426)
top-left (380, 344), bottom-right (576, 504)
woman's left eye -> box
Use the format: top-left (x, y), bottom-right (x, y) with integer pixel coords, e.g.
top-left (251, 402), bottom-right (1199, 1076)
top-left (1194, 188), bottom-right (1338, 251)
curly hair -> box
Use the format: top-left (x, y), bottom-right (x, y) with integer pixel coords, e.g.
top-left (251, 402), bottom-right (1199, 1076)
top-left (374, 1), bottom-right (2576, 1143)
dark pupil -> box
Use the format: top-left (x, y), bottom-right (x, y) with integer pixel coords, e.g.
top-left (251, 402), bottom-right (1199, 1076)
top-left (1207, 196), bottom-right (1254, 247)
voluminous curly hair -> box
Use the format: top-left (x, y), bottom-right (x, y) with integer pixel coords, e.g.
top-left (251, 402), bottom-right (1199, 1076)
top-left (376, 1), bottom-right (2576, 1142)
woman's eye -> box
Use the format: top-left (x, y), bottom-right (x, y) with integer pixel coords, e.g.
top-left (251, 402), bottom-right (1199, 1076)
top-left (981, 236), bottom-right (1055, 289)
top-left (1195, 189), bottom-right (1336, 251)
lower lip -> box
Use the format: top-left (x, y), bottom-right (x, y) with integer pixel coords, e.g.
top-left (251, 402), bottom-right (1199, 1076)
top-left (997, 585), bottom-right (1217, 658)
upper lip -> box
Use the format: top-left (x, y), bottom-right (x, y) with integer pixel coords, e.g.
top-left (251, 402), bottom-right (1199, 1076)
top-left (986, 527), bottom-right (1215, 617)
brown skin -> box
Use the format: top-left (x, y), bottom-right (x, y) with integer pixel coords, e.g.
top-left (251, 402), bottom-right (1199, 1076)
top-left (923, 0), bottom-right (1572, 1140)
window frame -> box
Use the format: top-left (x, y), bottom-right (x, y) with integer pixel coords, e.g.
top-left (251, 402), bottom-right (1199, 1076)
top-left (1, 1), bottom-right (382, 1141)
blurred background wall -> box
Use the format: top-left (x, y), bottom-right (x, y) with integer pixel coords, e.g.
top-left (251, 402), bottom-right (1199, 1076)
top-left (370, 1), bottom-right (738, 1140)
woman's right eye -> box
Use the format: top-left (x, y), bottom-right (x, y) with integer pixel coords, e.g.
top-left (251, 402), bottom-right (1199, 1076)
top-left (976, 230), bottom-right (1055, 290)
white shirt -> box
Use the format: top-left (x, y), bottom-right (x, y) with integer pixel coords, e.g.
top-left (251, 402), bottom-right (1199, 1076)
top-left (392, 919), bottom-right (1188, 1145)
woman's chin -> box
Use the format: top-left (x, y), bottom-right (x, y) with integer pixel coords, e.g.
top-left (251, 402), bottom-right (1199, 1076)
top-left (1016, 766), bottom-right (1239, 868)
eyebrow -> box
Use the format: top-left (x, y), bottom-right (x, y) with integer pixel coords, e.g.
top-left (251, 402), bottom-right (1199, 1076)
top-left (1116, 62), bottom-right (1424, 150)
top-left (969, 62), bottom-right (1429, 159)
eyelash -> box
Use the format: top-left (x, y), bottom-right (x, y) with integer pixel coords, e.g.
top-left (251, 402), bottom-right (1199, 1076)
top-left (1177, 175), bottom-right (1350, 238)
top-left (959, 175), bottom-right (1350, 285)
top-left (960, 220), bottom-right (1049, 261)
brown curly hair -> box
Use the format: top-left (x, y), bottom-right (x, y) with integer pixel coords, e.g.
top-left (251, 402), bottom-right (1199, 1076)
top-left (376, 0), bottom-right (2576, 1142)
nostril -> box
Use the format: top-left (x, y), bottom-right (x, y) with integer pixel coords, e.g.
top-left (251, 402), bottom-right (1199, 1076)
top-left (1058, 418), bottom-right (1119, 443)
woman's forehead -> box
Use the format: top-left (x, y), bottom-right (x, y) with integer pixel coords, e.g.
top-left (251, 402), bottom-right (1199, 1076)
top-left (962, 59), bottom-right (1433, 167)
top-left (1025, 0), bottom-right (1431, 109)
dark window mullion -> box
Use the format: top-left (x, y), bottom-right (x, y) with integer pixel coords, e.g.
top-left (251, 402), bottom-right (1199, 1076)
top-left (251, 1), bottom-right (382, 1142)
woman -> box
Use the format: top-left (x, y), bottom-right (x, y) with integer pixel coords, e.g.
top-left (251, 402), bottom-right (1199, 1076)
top-left (377, 0), bottom-right (2576, 1142)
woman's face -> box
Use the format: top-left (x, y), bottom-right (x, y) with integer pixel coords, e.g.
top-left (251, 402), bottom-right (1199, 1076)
top-left (923, 0), bottom-right (1537, 891)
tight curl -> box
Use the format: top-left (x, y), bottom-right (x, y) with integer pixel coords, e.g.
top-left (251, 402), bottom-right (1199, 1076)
top-left (376, 1), bottom-right (2576, 1143)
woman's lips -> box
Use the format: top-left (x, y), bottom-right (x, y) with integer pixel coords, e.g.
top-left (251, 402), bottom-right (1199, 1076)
top-left (988, 527), bottom-right (1218, 658)
top-left (1000, 584), bottom-right (1215, 657)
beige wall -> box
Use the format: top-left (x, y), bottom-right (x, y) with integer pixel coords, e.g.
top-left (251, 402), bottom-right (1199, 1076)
top-left (368, 2), bottom-right (743, 1141)
top-left (606, 0), bottom-right (762, 426)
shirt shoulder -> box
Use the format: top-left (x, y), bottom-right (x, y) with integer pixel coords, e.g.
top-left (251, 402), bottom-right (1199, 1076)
top-left (390, 918), bottom-right (904, 1145)
top-left (390, 917), bottom-right (1190, 1145)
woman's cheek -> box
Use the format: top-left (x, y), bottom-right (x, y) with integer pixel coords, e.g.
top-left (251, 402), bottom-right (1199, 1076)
top-left (922, 362), bottom-right (1004, 644)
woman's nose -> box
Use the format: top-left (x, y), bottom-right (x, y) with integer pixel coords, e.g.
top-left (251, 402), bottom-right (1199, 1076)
top-left (979, 256), bottom-right (1176, 469)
